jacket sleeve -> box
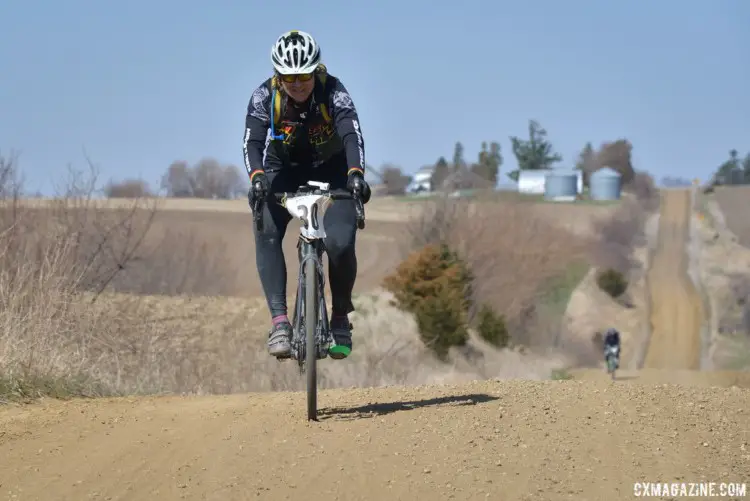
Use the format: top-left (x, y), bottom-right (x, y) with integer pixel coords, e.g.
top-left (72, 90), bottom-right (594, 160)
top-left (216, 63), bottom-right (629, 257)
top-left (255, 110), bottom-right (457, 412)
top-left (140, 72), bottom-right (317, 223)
top-left (329, 79), bottom-right (365, 177)
top-left (243, 83), bottom-right (271, 182)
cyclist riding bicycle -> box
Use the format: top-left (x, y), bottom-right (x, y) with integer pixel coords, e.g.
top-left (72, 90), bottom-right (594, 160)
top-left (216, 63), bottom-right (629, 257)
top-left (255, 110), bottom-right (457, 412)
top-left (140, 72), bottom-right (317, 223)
top-left (603, 327), bottom-right (621, 369)
top-left (243, 29), bottom-right (371, 360)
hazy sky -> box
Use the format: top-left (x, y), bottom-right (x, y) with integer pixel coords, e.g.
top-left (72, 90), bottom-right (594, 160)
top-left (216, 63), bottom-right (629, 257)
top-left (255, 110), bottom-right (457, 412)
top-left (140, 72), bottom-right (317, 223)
top-left (2, 0), bottom-right (748, 194)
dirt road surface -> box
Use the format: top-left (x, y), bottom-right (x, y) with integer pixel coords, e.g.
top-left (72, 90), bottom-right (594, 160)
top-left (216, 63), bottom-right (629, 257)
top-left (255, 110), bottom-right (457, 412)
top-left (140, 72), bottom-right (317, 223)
top-left (570, 367), bottom-right (750, 387)
top-left (2, 189), bottom-right (749, 501)
top-left (643, 189), bottom-right (704, 370)
top-left (2, 381), bottom-right (748, 501)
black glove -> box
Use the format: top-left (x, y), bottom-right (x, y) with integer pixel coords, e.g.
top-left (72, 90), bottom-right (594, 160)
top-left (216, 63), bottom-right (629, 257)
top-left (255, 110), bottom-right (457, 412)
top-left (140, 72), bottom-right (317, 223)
top-left (347, 171), bottom-right (371, 204)
top-left (247, 171), bottom-right (269, 208)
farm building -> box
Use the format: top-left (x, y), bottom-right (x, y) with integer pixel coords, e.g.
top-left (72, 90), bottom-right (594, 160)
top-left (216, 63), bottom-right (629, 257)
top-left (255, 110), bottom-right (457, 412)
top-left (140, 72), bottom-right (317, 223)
top-left (406, 165), bottom-right (435, 193)
top-left (517, 170), bottom-right (552, 195)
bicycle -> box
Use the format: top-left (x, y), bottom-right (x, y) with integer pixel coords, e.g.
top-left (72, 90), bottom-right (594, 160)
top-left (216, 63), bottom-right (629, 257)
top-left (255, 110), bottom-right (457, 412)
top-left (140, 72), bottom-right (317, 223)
top-left (252, 180), bottom-right (365, 421)
top-left (604, 345), bottom-right (619, 381)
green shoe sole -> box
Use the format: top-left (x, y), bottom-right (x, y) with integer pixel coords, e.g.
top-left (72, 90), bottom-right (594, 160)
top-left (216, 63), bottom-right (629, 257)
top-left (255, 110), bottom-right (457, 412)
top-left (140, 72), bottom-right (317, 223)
top-left (328, 345), bottom-right (351, 359)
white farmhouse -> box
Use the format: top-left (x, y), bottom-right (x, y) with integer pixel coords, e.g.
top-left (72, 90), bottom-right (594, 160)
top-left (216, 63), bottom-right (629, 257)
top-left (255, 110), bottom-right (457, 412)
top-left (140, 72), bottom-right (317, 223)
top-left (407, 165), bottom-right (435, 193)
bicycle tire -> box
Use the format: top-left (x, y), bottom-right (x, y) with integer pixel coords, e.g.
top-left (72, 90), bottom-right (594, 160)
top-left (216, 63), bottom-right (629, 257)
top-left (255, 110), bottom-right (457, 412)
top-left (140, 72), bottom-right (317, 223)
top-left (304, 256), bottom-right (318, 421)
top-left (606, 356), bottom-right (616, 379)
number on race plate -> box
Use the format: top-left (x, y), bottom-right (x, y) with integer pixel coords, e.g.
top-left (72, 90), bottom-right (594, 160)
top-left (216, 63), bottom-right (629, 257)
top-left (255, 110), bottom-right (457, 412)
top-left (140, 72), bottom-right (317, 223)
top-left (297, 203), bottom-right (320, 230)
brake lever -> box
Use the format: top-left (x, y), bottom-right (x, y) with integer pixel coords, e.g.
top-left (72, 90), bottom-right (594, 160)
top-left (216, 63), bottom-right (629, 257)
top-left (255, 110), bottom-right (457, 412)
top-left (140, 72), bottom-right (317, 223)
top-left (250, 180), bottom-right (268, 232)
top-left (252, 197), bottom-right (264, 232)
top-left (352, 188), bottom-right (366, 230)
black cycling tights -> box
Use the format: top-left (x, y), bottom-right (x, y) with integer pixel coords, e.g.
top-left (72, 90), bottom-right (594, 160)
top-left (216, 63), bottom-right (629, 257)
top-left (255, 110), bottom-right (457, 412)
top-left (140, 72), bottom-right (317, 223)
top-left (253, 167), bottom-right (358, 323)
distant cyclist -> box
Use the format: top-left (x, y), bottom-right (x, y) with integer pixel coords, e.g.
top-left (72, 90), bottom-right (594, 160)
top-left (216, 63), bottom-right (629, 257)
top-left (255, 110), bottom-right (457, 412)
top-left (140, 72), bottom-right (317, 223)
top-left (603, 327), bottom-right (621, 369)
top-left (243, 30), bottom-right (371, 360)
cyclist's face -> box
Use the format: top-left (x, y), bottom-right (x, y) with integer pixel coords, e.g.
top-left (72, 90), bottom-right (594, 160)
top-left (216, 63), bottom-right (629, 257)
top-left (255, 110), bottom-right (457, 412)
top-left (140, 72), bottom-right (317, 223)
top-left (280, 73), bottom-right (315, 102)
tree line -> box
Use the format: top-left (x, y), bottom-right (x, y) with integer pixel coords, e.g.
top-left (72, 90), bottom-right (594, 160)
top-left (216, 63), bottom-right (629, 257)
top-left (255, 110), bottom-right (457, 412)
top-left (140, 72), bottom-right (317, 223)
top-left (104, 158), bottom-right (247, 199)
top-left (103, 119), bottom-right (650, 198)
top-left (709, 149), bottom-right (750, 186)
top-left (376, 119), bottom-right (641, 196)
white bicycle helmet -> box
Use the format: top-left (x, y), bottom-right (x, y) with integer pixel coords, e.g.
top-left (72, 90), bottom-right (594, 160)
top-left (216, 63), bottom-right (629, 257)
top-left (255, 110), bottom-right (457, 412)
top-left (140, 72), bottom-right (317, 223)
top-left (270, 30), bottom-right (321, 75)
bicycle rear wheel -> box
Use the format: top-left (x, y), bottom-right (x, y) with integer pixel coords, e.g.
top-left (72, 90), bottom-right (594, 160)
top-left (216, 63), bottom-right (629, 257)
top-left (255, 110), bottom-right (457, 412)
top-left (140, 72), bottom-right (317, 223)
top-left (304, 256), bottom-right (319, 421)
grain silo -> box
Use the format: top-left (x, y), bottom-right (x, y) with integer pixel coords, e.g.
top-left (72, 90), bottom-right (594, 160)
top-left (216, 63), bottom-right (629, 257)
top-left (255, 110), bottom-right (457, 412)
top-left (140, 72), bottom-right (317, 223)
top-left (544, 170), bottom-right (579, 202)
top-left (589, 167), bottom-right (622, 201)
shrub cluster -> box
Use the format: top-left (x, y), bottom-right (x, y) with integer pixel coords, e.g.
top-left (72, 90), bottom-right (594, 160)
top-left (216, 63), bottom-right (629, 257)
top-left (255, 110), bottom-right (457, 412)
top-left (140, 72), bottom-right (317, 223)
top-left (383, 244), bottom-right (471, 359)
top-left (383, 243), bottom-right (510, 359)
top-left (596, 268), bottom-right (628, 298)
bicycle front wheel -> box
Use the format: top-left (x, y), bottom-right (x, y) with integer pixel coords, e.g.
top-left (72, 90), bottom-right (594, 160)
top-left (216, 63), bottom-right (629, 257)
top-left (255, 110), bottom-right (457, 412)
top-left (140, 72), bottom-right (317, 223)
top-left (304, 256), bottom-right (319, 421)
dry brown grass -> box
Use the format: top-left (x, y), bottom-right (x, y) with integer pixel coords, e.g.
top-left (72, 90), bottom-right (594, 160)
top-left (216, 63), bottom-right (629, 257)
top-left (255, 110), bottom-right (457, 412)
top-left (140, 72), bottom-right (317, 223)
top-left (0, 152), bottom-right (572, 399)
top-left (7, 206), bottom-right (405, 298)
top-left (528, 202), bottom-right (619, 238)
top-left (392, 179), bottom-right (659, 366)
top-left (714, 185), bottom-right (750, 248)
top-left (589, 194), bottom-right (658, 274)
top-left (0, 186), bottom-right (254, 397)
top-left (3, 284), bottom-right (570, 399)
top-left (692, 195), bottom-right (750, 371)
top-left (120, 211), bottom-right (405, 296)
top-left (13, 195), bottom-right (422, 223)
top-left (0, 146), bottom-right (657, 401)
top-left (402, 193), bottom-right (593, 350)
top-left (0, 164), bottom-right (162, 400)
top-left (75, 289), bottom-right (569, 395)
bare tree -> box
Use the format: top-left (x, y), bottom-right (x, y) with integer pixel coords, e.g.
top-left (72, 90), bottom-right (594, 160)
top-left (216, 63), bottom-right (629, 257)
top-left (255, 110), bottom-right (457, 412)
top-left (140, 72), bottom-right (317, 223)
top-left (104, 179), bottom-right (153, 198)
top-left (594, 139), bottom-right (635, 185)
top-left (380, 164), bottom-right (412, 195)
top-left (575, 142), bottom-right (596, 188)
top-left (161, 161), bottom-right (194, 197)
top-left (161, 158), bottom-right (245, 199)
top-left (193, 158), bottom-right (223, 198)
top-left (223, 164), bottom-right (246, 199)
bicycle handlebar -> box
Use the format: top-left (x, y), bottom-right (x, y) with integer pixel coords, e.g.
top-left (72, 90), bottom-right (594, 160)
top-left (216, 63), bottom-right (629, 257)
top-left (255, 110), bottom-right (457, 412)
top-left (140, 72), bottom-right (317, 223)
top-left (252, 186), bottom-right (366, 233)
top-left (269, 188), bottom-right (357, 200)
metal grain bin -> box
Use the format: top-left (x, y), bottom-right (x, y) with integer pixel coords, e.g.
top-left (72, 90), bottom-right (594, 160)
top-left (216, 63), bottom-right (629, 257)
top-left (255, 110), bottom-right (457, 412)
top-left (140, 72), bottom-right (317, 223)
top-left (544, 170), bottom-right (579, 201)
top-left (589, 167), bottom-right (622, 201)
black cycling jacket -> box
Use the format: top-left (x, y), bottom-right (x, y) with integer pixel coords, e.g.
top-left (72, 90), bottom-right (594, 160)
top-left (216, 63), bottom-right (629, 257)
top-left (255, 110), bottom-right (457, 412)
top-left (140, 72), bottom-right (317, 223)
top-left (604, 330), bottom-right (620, 347)
top-left (242, 73), bottom-right (365, 182)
